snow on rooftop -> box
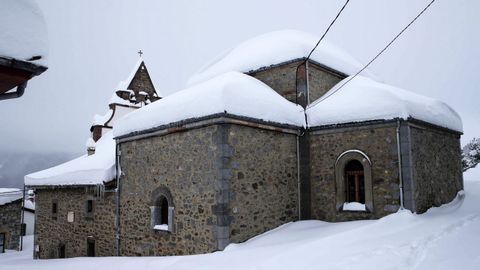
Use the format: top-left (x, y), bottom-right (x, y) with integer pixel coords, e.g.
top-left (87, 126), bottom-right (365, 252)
top-left (0, 188), bottom-right (22, 206)
top-left (25, 131), bottom-right (115, 187)
top-left (187, 30), bottom-right (376, 86)
top-left (114, 72), bottom-right (305, 137)
top-left (0, 0), bottom-right (48, 66)
top-left (117, 58), bottom-right (144, 90)
top-left (306, 75), bottom-right (463, 132)
top-left (93, 109), bottom-right (114, 126)
top-left (24, 199), bottom-right (35, 211)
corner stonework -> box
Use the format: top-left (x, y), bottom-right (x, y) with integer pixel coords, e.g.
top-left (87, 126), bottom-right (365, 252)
top-left (213, 124), bottom-right (233, 250)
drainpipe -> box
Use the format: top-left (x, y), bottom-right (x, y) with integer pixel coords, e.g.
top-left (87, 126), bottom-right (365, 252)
top-left (296, 134), bottom-right (301, 219)
top-left (115, 142), bottom-right (121, 256)
top-left (396, 119), bottom-right (405, 210)
top-left (0, 82), bottom-right (27, 101)
top-left (20, 184), bottom-right (26, 251)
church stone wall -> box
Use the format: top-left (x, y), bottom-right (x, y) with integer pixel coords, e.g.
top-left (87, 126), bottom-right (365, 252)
top-left (0, 200), bottom-right (21, 250)
top-left (309, 124), bottom-right (401, 221)
top-left (35, 188), bottom-right (116, 258)
top-left (226, 124), bottom-right (298, 243)
top-left (307, 62), bottom-right (343, 103)
top-left (119, 125), bottom-right (222, 256)
top-left (128, 63), bottom-right (156, 98)
top-left (248, 60), bottom-right (343, 105)
top-left (409, 125), bottom-right (463, 213)
top-left (118, 122), bottom-right (299, 255)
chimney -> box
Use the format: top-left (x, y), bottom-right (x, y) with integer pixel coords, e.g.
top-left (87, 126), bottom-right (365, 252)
top-left (86, 137), bottom-right (96, 156)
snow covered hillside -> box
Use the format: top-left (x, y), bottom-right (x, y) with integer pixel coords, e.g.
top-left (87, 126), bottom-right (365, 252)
top-left (1, 180), bottom-right (479, 269)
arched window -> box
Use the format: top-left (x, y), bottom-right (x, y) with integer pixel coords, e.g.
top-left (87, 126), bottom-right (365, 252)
top-left (335, 150), bottom-right (373, 212)
top-left (150, 186), bottom-right (174, 232)
top-left (344, 160), bottom-right (365, 204)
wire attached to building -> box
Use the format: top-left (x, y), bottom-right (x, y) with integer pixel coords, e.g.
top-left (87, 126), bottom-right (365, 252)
top-left (296, 0), bottom-right (351, 105)
top-left (317, 0), bottom-right (437, 103)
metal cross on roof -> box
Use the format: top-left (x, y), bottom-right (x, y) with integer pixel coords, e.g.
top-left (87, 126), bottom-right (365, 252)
top-left (138, 50), bottom-right (143, 57)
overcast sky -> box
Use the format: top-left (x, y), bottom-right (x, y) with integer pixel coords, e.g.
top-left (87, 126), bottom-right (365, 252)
top-left (0, 0), bottom-right (479, 186)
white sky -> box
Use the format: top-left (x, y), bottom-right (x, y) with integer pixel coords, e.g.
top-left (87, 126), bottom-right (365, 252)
top-left (0, 0), bottom-right (478, 156)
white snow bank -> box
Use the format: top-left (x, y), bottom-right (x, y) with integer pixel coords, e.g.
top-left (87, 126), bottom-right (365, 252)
top-left (25, 131), bottom-right (115, 186)
top-left (187, 30), bottom-right (376, 86)
top-left (307, 75), bottom-right (463, 132)
top-left (2, 183), bottom-right (479, 269)
top-left (0, 188), bottom-right (22, 206)
top-left (114, 72), bottom-right (305, 137)
top-left (343, 202), bottom-right (366, 211)
top-left (464, 165), bottom-right (480, 181)
top-left (0, 0), bottom-right (48, 66)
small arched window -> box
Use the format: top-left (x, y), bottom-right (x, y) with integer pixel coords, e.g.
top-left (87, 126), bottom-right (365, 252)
top-left (335, 150), bottom-right (373, 212)
top-left (150, 186), bottom-right (174, 232)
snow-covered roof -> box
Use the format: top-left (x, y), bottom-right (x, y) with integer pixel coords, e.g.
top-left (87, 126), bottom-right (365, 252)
top-left (92, 109), bottom-right (114, 126)
top-left (108, 93), bottom-right (140, 108)
top-left (25, 131), bottom-right (115, 187)
top-left (117, 58), bottom-right (144, 90)
top-left (114, 72), bottom-right (305, 137)
top-left (0, 0), bottom-right (48, 66)
top-left (306, 75), bottom-right (463, 132)
top-left (187, 30), bottom-right (376, 86)
top-left (24, 199), bottom-right (35, 211)
top-left (0, 188), bottom-right (22, 206)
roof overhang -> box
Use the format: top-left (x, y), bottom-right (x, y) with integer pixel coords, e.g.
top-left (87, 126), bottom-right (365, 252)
top-left (0, 56), bottom-right (47, 97)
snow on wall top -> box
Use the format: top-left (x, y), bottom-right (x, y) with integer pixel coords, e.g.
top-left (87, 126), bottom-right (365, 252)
top-left (0, 188), bottom-right (22, 206)
top-left (187, 30), bottom-right (376, 86)
top-left (0, 0), bottom-right (48, 66)
top-left (306, 75), bottom-right (463, 132)
top-left (114, 72), bottom-right (305, 137)
top-left (92, 109), bottom-right (114, 126)
top-left (25, 131), bottom-right (115, 187)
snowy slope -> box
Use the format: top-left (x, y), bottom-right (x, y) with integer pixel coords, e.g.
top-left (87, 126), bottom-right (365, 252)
top-left (0, 188), bottom-right (22, 205)
top-left (0, 0), bottom-right (48, 66)
top-left (2, 181), bottom-right (479, 269)
top-left (187, 30), bottom-right (376, 86)
top-left (24, 131), bottom-right (115, 186)
top-left (114, 72), bottom-right (305, 137)
top-left (307, 75), bottom-right (463, 132)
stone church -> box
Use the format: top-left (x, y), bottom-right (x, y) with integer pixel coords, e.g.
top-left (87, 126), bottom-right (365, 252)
top-left (26, 30), bottom-right (463, 259)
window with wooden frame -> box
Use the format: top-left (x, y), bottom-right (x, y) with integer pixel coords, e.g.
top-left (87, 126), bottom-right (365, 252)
top-left (335, 150), bottom-right (373, 212)
top-left (344, 160), bottom-right (365, 204)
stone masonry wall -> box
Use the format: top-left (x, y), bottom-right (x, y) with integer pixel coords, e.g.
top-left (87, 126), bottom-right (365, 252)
top-left (119, 125), bottom-right (221, 256)
top-left (0, 200), bottom-right (21, 250)
top-left (249, 60), bottom-right (343, 105)
top-left (128, 62), bottom-right (157, 99)
top-left (307, 62), bottom-right (343, 103)
top-left (309, 125), bottom-right (401, 221)
top-left (35, 188), bottom-right (116, 258)
top-left (410, 125), bottom-right (463, 213)
top-left (226, 124), bottom-right (298, 243)
top-left (249, 61), bottom-right (300, 103)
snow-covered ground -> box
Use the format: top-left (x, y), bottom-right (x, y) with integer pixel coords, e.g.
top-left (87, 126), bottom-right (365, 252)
top-left (2, 178), bottom-right (479, 269)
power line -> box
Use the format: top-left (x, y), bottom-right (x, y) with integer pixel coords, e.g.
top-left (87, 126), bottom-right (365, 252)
top-left (318, 0), bottom-right (437, 103)
top-left (296, 0), bottom-right (351, 104)
top-left (304, 0), bottom-right (351, 63)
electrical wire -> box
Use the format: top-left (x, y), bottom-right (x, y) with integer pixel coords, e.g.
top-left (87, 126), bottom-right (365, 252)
top-left (318, 0), bottom-right (437, 103)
